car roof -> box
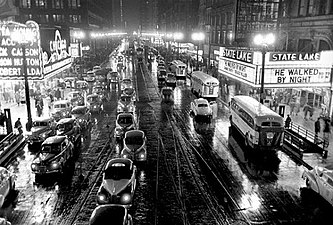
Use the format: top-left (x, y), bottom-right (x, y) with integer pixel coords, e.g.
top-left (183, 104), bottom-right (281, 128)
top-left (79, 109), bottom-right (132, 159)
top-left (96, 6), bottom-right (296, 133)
top-left (33, 117), bottom-right (53, 122)
top-left (125, 129), bottom-right (144, 138)
top-left (106, 158), bottom-right (133, 169)
top-left (90, 205), bottom-right (127, 225)
top-left (195, 98), bottom-right (209, 104)
top-left (117, 112), bottom-right (134, 118)
top-left (72, 106), bottom-right (87, 110)
top-left (42, 135), bottom-right (67, 145)
top-left (57, 118), bottom-right (75, 124)
top-left (87, 93), bottom-right (99, 97)
top-left (53, 100), bottom-right (70, 104)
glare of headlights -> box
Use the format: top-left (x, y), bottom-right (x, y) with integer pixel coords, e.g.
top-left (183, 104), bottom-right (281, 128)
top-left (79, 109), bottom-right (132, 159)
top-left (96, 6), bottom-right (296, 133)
top-left (140, 153), bottom-right (145, 158)
top-left (31, 164), bottom-right (37, 170)
top-left (98, 194), bottom-right (107, 202)
top-left (51, 162), bottom-right (59, 169)
top-left (121, 193), bottom-right (131, 204)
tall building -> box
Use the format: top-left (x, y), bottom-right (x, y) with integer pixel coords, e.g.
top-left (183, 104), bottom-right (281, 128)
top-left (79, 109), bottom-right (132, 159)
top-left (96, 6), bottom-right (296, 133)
top-left (277, 0), bottom-right (333, 52)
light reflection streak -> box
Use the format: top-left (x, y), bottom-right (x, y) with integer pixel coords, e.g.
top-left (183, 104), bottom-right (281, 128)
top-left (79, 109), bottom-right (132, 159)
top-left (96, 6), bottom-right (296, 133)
top-left (173, 87), bottom-right (182, 106)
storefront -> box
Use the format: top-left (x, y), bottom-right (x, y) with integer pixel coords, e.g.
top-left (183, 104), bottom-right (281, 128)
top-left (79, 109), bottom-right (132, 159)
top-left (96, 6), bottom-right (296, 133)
top-left (0, 21), bottom-right (72, 105)
top-left (218, 47), bottom-right (333, 117)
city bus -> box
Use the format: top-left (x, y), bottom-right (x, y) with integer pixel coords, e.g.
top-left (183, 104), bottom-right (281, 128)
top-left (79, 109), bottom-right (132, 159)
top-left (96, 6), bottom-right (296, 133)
top-left (229, 95), bottom-right (285, 151)
top-left (190, 71), bottom-right (219, 99)
top-left (169, 60), bottom-right (187, 79)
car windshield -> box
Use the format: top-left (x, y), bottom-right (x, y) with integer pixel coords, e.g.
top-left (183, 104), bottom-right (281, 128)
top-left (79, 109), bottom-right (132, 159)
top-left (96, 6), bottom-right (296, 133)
top-left (54, 104), bottom-right (67, 109)
top-left (104, 164), bottom-right (131, 180)
top-left (122, 79), bottom-right (131, 84)
top-left (70, 93), bottom-right (80, 98)
top-left (120, 96), bottom-right (131, 102)
top-left (118, 116), bottom-right (133, 125)
top-left (198, 103), bottom-right (208, 108)
top-left (57, 123), bottom-right (73, 132)
top-left (87, 96), bottom-right (98, 102)
top-left (125, 135), bottom-right (144, 146)
top-left (33, 121), bottom-right (48, 127)
top-left (71, 108), bottom-right (85, 114)
top-left (41, 144), bottom-right (60, 153)
top-left (160, 70), bottom-right (166, 76)
top-left (123, 88), bottom-right (134, 95)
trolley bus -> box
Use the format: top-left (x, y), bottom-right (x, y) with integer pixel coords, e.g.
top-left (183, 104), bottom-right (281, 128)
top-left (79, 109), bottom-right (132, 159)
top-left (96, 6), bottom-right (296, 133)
top-left (190, 71), bottom-right (219, 99)
top-left (169, 60), bottom-right (187, 79)
top-left (229, 95), bottom-right (285, 151)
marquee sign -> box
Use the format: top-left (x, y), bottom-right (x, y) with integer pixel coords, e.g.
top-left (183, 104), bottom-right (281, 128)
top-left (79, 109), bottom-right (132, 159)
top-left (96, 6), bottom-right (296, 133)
top-left (42, 29), bottom-right (71, 77)
top-left (269, 52), bottom-right (321, 61)
top-left (0, 20), bottom-right (42, 80)
top-left (220, 48), bottom-right (253, 63)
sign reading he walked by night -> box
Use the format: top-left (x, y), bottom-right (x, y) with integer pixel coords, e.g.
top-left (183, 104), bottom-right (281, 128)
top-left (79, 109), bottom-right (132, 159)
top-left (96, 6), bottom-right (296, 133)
top-left (0, 20), bottom-right (42, 80)
top-left (41, 28), bottom-right (72, 79)
top-left (264, 51), bottom-right (333, 87)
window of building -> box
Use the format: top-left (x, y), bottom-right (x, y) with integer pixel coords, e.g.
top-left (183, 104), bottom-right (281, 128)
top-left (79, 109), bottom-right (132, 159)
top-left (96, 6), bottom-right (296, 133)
top-left (35, 0), bottom-right (47, 8)
top-left (68, 0), bottom-right (81, 8)
top-left (40, 15), bottom-right (49, 23)
top-left (53, 14), bottom-right (65, 22)
top-left (307, 0), bottom-right (314, 15)
top-left (69, 15), bottom-right (81, 23)
top-left (226, 12), bottom-right (232, 25)
top-left (298, 39), bottom-right (313, 52)
top-left (221, 31), bottom-right (226, 44)
top-left (319, 40), bottom-right (331, 51)
top-left (21, 0), bottom-right (31, 8)
top-left (221, 14), bottom-right (225, 25)
top-left (52, 0), bottom-right (63, 9)
top-left (217, 31), bottom-right (221, 44)
top-left (298, 0), bottom-right (307, 16)
top-left (318, 0), bottom-right (327, 15)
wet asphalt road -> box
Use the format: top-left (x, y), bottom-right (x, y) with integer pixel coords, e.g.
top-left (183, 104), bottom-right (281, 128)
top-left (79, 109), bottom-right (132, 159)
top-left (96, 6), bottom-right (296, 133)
top-left (1, 55), bottom-right (332, 225)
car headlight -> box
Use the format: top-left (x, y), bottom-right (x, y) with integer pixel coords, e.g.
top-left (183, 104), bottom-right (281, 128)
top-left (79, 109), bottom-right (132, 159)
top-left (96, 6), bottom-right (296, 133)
top-left (78, 119), bottom-right (82, 122)
top-left (41, 133), bottom-right (47, 138)
top-left (139, 153), bottom-right (146, 159)
top-left (122, 154), bottom-right (128, 158)
top-left (51, 161), bottom-right (60, 170)
top-left (97, 193), bottom-right (108, 203)
top-left (93, 105), bottom-right (97, 108)
top-left (115, 128), bottom-right (123, 135)
top-left (62, 112), bottom-right (66, 116)
top-left (120, 193), bottom-right (132, 204)
top-left (31, 163), bottom-right (37, 171)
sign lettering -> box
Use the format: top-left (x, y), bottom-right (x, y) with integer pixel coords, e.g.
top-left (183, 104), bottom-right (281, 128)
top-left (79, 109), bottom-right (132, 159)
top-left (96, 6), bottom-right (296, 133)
top-left (270, 52), bottom-right (320, 61)
top-left (221, 48), bottom-right (253, 63)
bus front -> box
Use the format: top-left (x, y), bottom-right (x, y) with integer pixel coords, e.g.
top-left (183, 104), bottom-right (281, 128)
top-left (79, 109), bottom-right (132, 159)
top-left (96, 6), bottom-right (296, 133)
top-left (255, 117), bottom-right (284, 150)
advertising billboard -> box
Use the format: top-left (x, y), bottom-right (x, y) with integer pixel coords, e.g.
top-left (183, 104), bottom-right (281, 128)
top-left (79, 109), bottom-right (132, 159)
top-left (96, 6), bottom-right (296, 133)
top-left (0, 20), bottom-right (42, 80)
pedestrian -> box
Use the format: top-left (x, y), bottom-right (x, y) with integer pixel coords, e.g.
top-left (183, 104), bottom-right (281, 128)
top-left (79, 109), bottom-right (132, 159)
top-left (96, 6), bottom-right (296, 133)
top-left (14, 118), bottom-right (23, 134)
top-left (323, 119), bottom-right (330, 145)
top-left (285, 115), bottom-right (292, 128)
top-left (314, 118), bottom-right (321, 143)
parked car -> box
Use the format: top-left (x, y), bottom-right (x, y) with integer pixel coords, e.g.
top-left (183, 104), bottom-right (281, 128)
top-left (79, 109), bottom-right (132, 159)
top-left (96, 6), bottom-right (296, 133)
top-left (114, 113), bottom-right (136, 142)
top-left (56, 118), bottom-right (82, 149)
top-left (161, 87), bottom-right (174, 102)
top-left (92, 85), bottom-right (105, 99)
top-left (122, 87), bottom-right (136, 102)
top-left (50, 100), bottom-right (72, 121)
top-left (117, 94), bottom-right (135, 114)
top-left (190, 98), bottom-right (213, 119)
top-left (165, 73), bottom-right (177, 87)
top-left (76, 80), bottom-right (88, 90)
top-left (25, 117), bottom-right (56, 152)
top-left (109, 71), bottom-right (119, 84)
top-left (30, 136), bottom-right (74, 182)
top-left (71, 106), bottom-right (91, 129)
top-left (67, 91), bottom-right (84, 106)
top-left (302, 166), bottom-right (333, 207)
top-left (157, 69), bottom-right (167, 81)
top-left (87, 94), bottom-right (103, 114)
top-left (0, 167), bottom-right (15, 208)
top-left (90, 205), bottom-right (133, 225)
top-left (96, 158), bottom-right (137, 206)
top-left (121, 130), bottom-right (147, 162)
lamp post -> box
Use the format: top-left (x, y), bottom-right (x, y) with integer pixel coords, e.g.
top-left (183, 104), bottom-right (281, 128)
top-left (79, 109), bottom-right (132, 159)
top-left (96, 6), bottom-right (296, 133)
top-left (253, 33), bottom-right (275, 104)
top-left (191, 32), bottom-right (205, 71)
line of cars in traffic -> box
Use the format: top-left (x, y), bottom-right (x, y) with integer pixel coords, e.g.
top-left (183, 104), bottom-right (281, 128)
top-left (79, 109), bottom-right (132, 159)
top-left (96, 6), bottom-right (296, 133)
top-left (90, 74), bottom-right (147, 225)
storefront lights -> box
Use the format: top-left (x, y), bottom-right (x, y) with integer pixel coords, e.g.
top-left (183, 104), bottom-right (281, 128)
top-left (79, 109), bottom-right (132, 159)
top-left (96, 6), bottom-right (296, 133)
top-left (191, 32), bottom-right (205, 42)
top-left (254, 33), bottom-right (275, 46)
top-left (173, 32), bottom-right (184, 40)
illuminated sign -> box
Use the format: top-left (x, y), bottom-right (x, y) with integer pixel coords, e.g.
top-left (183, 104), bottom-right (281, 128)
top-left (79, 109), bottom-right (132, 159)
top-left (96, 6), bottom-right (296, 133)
top-left (42, 29), bottom-right (71, 77)
top-left (220, 48), bottom-right (253, 63)
top-left (0, 20), bottom-right (42, 80)
top-left (269, 52), bottom-right (320, 61)
top-left (264, 67), bottom-right (331, 86)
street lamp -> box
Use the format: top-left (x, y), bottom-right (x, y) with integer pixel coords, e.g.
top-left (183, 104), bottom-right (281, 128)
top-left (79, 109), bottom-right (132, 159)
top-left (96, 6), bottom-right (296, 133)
top-left (253, 33), bottom-right (275, 104)
top-left (173, 32), bottom-right (184, 59)
top-left (191, 32), bottom-right (205, 71)
top-left (11, 26), bottom-right (37, 131)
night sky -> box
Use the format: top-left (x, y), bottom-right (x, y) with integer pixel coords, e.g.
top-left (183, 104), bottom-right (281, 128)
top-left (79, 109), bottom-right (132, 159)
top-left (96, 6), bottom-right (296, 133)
top-left (123, 0), bottom-right (140, 32)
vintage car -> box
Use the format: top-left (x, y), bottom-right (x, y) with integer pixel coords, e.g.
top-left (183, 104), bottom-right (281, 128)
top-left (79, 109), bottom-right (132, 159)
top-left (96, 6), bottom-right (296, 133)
top-left (117, 95), bottom-right (135, 114)
top-left (302, 166), bottom-right (333, 207)
top-left (76, 80), bottom-right (89, 90)
top-left (165, 73), bottom-right (177, 87)
top-left (157, 69), bottom-right (167, 81)
top-left (87, 94), bottom-right (103, 114)
top-left (109, 71), bottom-right (119, 84)
top-left (56, 118), bottom-right (82, 149)
top-left (120, 78), bottom-right (133, 91)
top-left (89, 205), bottom-right (133, 225)
top-left (0, 167), bottom-right (16, 208)
top-left (190, 98), bottom-right (213, 120)
top-left (30, 136), bottom-right (74, 182)
top-left (114, 113), bottom-right (137, 142)
top-left (50, 100), bottom-right (72, 121)
top-left (122, 87), bottom-right (136, 102)
top-left (67, 91), bottom-right (84, 106)
top-left (96, 158), bottom-right (137, 206)
top-left (70, 106), bottom-right (91, 129)
top-left (25, 117), bottom-right (56, 151)
top-left (92, 85), bottom-right (105, 98)
top-left (121, 130), bottom-right (147, 162)
top-left (161, 87), bottom-right (174, 102)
